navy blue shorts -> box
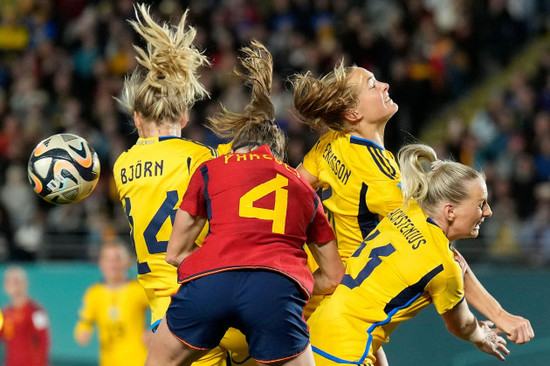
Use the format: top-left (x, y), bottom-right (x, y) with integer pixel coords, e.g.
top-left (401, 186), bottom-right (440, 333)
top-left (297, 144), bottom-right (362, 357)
top-left (166, 270), bottom-right (310, 362)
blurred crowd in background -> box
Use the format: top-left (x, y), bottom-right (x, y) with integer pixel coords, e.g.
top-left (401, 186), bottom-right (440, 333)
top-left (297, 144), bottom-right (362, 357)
top-left (1, 0), bottom-right (550, 267)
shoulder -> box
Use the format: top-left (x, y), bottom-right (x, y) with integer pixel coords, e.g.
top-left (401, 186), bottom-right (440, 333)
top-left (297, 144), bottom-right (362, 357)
top-left (83, 283), bottom-right (106, 297)
top-left (166, 137), bottom-right (218, 157)
top-left (350, 137), bottom-right (399, 180)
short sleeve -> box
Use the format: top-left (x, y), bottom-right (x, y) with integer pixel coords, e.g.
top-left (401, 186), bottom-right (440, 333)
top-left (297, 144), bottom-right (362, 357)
top-left (180, 164), bottom-right (208, 218)
top-left (427, 260), bottom-right (465, 314)
top-left (306, 194), bottom-right (335, 244)
top-left (75, 287), bottom-right (96, 335)
top-left (302, 140), bottom-right (322, 178)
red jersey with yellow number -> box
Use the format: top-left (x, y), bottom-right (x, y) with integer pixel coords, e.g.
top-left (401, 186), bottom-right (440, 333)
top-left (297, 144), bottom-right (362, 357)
top-left (178, 145), bottom-right (335, 297)
top-left (0, 300), bottom-right (50, 366)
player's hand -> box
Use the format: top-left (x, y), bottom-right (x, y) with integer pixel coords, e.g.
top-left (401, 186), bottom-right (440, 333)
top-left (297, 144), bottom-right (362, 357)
top-left (474, 321), bottom-right (509, 361)
top-left (494, 311), bottom-right (535, 344)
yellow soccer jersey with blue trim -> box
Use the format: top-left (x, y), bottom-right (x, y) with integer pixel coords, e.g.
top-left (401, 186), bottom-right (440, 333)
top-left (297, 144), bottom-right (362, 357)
top-left (308, 201), bottom-right (464, 366)
top-left (302, 131), bottom-right (402, 261)
top-left (113, 136), bottom-right (217, 324)
top-left (75, 280), bottom-right (149, 366)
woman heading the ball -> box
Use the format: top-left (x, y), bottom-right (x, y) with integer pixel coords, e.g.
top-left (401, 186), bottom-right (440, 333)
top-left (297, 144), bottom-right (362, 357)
top-left (113, 4), bottom-right (233, 366)
top-left (145, 40), bottom-right (344, 366)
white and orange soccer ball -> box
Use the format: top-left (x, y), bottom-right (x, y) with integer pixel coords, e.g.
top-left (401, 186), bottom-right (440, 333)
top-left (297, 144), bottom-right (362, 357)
top-left (27, 133), bottom-right (101, 204)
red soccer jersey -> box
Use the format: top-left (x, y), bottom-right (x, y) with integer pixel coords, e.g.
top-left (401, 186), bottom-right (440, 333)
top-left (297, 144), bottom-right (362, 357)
top-left (0, 300), bottom-right (50, 366)
top-left (178, 145), bottom-right (335, 297)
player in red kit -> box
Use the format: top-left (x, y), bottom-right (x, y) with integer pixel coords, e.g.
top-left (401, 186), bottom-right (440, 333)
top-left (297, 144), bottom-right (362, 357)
top-left (145, 41), bottom-right (344, 366)
top-left (1, 266), bottom-right (50, 366)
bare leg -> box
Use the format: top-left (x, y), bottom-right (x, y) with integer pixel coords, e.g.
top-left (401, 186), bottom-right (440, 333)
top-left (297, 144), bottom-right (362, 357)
top-left (256, 344), bottom-right (315, 366)
top-left (145, 317), bottom-right (210, 366)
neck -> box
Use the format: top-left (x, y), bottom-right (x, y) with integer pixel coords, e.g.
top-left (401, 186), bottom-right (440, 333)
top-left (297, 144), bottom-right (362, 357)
top-left (350, 120), bottom-right (386, 147)
top-left (105, 277), bottom-right (126, 288)
top-left (430, 216), bottom-right (452, 240)
top-left (12, 295), bottom-right (28, 308)
top-left (139, 124), bottom-right (182, 138)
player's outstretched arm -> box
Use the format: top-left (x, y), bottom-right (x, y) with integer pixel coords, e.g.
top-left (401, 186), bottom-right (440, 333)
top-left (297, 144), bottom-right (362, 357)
top-left (166, 209), bottom-right (206, 267)
top-left (453, 248), bottom-right (535, 344)
top-left (442, 300), bottom-right (509, 361)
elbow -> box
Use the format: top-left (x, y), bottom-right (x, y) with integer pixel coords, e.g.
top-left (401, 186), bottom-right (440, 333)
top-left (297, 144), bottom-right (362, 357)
top-left (325, 263), bottom-right (345, 294)
top-left (165, 253), bottom-right (180, 267)
top-left (325, 277), bottom-right (341, 294)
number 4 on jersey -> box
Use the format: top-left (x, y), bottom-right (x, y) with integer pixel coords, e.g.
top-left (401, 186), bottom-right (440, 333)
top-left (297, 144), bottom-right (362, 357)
top-left (239, 174), bottom-right (289, 234)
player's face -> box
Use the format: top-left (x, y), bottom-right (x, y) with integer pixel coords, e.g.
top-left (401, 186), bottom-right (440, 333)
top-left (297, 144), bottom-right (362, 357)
top-left (99, 246), bottom-right (129, 283)
top-left (349, 67), bottom-right (398, 124)
top-left (450, 178), bottom-right (492, 240)
top-left (3, 270), bottom-right (28, 300)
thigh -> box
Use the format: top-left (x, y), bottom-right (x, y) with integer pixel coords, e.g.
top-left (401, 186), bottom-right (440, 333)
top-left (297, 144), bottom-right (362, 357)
top-left (146, 317), bottom-right (209, 366)
top-left (166, 274), bottom-right (234, 349)
top-left (235, 271), bottom-right (310, 363)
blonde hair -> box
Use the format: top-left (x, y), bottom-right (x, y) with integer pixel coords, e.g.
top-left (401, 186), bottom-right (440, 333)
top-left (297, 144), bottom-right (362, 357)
top-left (291, 61), bottom-right (359, 132)
top-left (117, 4), bottom-right (210, 124)
top-left (398, 144), bottom-right (484, 215)
top-left (207, 40), bottom-right (286, 160)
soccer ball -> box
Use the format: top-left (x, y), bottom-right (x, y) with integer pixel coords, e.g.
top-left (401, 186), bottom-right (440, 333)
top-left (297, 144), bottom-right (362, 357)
top-left (27, 133), bottom-right (101, 204)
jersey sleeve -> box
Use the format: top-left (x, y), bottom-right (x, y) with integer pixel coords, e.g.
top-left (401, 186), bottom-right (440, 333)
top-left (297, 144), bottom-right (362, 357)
top-left (306, 194), bottom-right (336, 244)
top-left (426, 260), bottom-right (465, 314)
top-left (180, 164), bottom-right (207, 218)
top-left (302, 140), bottom-right (322, 178)
top-left (74, 287), bottom-right (96, 337)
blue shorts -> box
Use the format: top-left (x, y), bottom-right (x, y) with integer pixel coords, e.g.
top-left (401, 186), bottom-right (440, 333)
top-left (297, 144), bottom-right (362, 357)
top-left (166, 270), bottom-right (310, 362)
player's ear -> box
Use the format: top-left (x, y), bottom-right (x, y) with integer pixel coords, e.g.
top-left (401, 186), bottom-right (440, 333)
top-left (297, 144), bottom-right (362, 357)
top-left (443, 203), bottom-right (455, 222)
top-left (134, 111), bottom-right (142, 129)
top-left (344, 109), bottom-right (361, 122)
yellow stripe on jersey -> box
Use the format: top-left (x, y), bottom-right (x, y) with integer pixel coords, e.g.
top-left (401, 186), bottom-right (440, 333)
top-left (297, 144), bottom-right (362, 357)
top-left (113, 136), bottom-right (217, 324)
top-left (302, 131), bottom-right (402, 261)
top-left (309, 201), bottom-right (464, 366)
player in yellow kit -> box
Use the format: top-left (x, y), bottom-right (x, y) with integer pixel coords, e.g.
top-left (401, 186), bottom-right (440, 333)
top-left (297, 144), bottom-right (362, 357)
top-left (291, 63), bottom-right (534, 364)
top-left (300, 130), bottom-right (401, 261)
top-left (75, 241), bottom-right (149, 366)
top-left (309, 144), bottom-right (510, 365)
top-left (113, 4), bottom-right (251, 366)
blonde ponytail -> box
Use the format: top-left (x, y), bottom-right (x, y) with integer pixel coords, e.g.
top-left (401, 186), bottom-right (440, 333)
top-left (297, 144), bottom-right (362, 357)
top-left (118, 4), bottom-right (210, 123)
top-left (398, 144), bottom-right (484, 215)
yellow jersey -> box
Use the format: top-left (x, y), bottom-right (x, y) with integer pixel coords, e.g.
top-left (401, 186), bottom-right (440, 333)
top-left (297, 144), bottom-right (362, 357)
top-left (74, 280), bottom-right (149, 366)
top-left (113, 136), bottom-right (217, 324)
top-left (308, 201), bottom-right (464, 366)
top-left (302, 131), bottom-right (402, 261)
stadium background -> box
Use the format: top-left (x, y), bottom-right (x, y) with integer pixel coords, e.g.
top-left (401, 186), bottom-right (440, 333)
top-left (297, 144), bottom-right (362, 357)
top-left (0, 0), bottom-right (549, 364)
